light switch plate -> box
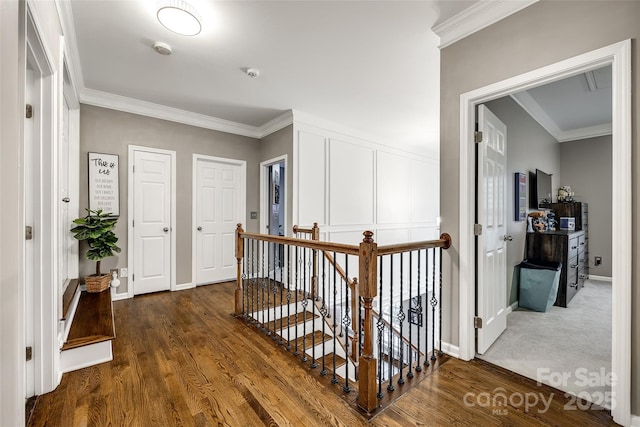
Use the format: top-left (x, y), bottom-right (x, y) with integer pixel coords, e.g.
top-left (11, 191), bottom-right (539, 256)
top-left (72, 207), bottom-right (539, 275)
top-left (250, 211), bottom-right (258, 219)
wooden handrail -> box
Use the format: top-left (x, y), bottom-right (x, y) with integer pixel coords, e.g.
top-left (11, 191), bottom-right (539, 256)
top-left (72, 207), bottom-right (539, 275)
top-left (377, 233), bottom-right (452, 255)
top-left (239, 230), bottom-right (360, 255)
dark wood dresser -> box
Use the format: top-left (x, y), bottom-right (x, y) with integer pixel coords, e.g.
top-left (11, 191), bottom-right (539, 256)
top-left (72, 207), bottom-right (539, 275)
top-left (525, 230), bottom-right (588, 307)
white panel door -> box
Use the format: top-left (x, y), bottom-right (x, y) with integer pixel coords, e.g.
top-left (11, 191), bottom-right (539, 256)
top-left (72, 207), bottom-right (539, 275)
top-left (195, 158), bottom-right (242, 285)
top-left (133, 150), bottom-right (172, 295)
top-left (477, 104), bottom-right (508, 354)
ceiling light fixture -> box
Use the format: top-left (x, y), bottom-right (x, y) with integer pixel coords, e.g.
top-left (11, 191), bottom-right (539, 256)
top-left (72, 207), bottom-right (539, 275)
top-left (157, 1), bottom-right (201, 36)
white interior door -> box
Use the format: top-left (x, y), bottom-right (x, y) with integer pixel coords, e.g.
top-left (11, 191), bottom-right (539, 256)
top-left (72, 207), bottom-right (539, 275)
top-left (194, 157), bottom-right (244, 285)
top-left (133, 149), bottom-right (173, 295)
top-left (477, 104), bottom-right (508, 354)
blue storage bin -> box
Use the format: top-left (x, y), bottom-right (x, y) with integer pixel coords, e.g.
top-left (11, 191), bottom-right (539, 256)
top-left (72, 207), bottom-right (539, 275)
top-left (518, 260), bottom-right (562, 312)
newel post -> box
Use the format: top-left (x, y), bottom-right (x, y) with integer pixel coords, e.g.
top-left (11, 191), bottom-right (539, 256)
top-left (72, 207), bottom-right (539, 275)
top-left (357, 230), bottom-right (378, 413)
top-left (235, 223), bottom-right (244, 316)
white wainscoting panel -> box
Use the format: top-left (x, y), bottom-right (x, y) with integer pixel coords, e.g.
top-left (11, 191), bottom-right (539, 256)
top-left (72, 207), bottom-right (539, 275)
top-left (376, 228), bottom-right (411, 246)
top-left (377, 151), bottom-right (411, 224)
top-left (297, 131), bottom-right (327, 226)
top-left (329, 139), bottom-right (374, 226)
top-left (412, 159), bottom-right (439, 223)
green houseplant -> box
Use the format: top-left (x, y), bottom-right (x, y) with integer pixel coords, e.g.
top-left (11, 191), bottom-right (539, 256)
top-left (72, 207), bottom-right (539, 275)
top-left (71, 208), bottom-right (121, 292)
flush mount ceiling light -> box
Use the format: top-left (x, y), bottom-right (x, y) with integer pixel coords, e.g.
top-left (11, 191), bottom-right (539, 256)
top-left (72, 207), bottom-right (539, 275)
top-left (157, 1), bottom-right (201, 36)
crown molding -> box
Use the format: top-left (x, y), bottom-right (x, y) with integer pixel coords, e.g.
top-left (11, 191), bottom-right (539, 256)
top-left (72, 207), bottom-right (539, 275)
top-left (81, 88), bottom-right (294, 139)
top-left (432, 0), bottom-right (539, 49)
top-left (510, 91), bottom-right (611, 142)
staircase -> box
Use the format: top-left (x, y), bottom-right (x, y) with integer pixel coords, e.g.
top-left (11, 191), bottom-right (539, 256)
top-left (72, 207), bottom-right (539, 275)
top-left (248, 291), bottom-right (357, 383)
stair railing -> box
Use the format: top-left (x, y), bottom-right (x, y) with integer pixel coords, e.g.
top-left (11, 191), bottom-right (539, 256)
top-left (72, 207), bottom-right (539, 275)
top-left (235, 224), bottom-right (451, 414)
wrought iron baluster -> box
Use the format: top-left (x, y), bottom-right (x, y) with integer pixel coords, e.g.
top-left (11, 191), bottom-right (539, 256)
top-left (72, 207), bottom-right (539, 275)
top-left (294, 245), bottom-right (300, 356)
top-left (301, 247), bottom-right (308, 362)
top-left (310, 247), bottom-right (318, 368)
top-left (397, 253), bottom-right (405, 385)
top-left (286, 244), bottom-right (292, 350)
top-left (343, 255), bottom-right (351, 393)
top-left (438, 247), bottom-right (443, 356)
top-left (407, 250), bottom-right (413, 378)
top-left (415, 249), bottom-right (422, 372)
top-left (377, 256), bottom-right (384, 399)
top-left (320, 252), bottom-right (328, 376)
top-left (424, 248), bottom-right (430, 367)
top-left (431, 246), bottom-right (437, 362)
top-left (331, 251), bottom-right (338, 385)
top-left (387, 254), bottom-right (394, 392)
top-left (267, 241), bottom-right (272, 336)
top-left (250, 239), bottom-right (255, 324)
top-left (279, 243), bottom-right (284, 345)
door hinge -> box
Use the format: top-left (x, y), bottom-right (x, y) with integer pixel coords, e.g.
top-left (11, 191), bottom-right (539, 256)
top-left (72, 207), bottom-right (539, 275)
top-left (132, 220), bottom-right (134, 227)
top-left (474, 317), bottom-right (483, 329)
top-left (132, 165), bottom-right (135, 173)
top-left (474, 131), bottom-right (483, 143)
top-left (132, 274), bottom-right (135, 281)
top-left (26, 346), bottom-right (33, 361)
top-left (26, 104), bottom-right (33, 119)
top-left (25, 226), bottom-right (33, 240)
top-left (474, 224), bottom-right (482, 236)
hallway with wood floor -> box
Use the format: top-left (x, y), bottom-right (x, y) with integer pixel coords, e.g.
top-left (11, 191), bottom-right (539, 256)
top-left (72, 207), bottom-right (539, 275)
top-left (28, 281), bottom-right (616, 426)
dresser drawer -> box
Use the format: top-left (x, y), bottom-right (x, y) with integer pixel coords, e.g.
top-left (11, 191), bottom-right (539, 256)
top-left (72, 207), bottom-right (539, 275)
top-left (568, 236), bottom-right (579, 259)
top-left (578, 234), bottom-right (586, 254)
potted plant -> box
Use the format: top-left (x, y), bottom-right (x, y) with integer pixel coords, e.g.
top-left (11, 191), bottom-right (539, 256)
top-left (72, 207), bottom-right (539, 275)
top-left (71, 208), bottom-right (121, 292)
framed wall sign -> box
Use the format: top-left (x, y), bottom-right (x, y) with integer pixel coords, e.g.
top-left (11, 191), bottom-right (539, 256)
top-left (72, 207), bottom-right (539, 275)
top-left (514, 172), bottom-right (527, 221)
top-left (88, 152), bottom-right (119, 216)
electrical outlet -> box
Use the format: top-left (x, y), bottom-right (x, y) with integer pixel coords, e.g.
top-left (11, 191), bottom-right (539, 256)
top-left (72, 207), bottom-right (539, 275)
top-left (594, 256), bottom-right (602, 266)
top-left (120, 267), bottom-right (128, 278)
top-left (110, 268), bottom-right (118, 277)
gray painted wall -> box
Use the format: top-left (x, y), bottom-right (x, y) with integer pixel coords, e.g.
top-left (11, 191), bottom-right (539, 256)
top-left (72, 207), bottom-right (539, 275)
top-left (79, 105), bottom-right (261, 294)
top-left (560, 135), bottom-right (612, 277)
top-left (485, 96), bottom-right (561, 305)
top-left (439, 0), bottom-right (639, 412)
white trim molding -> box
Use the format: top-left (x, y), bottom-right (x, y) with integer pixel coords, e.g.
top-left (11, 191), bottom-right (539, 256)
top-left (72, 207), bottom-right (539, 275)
top-left (440, 342), bottom-right (460, 359)
top-left (457, 40), bottom-right (631, 426)
top-left (259, 155), bottom-right (288, 236)
top-left (510, 91), bottom-right (612, 142)
top-left (589, 275), bottom-right (613, 283)
top-left (432, 0), bottom-right (539, 49)
top-left (630, 414), bottom-right (640, 427)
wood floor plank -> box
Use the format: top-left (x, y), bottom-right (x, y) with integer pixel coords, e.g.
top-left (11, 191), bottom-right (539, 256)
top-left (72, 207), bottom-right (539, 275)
top-left (29, 281), bottom-right (619, 427)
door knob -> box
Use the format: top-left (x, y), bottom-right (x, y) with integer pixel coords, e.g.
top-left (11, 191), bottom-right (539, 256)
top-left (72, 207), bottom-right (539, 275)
top-left (197, 226), bottom-right (202, 231)
top-left (163, 227), bottom-right (169, 232)
top-left (62, 197), bottom-right (70, 203)
top-left (503, 235), bottom-right (513, 241)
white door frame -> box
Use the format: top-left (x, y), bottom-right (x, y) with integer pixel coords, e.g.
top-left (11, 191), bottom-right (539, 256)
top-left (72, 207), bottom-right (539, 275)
top-left (127, 145), bottom-right (177, 298)
top-left (457, 40), bottom-right (631, 425)
top-left (191, 154), bottom-right (246, 287)
top-left (25, 3), bottom-right (60, 396)
top-left (259, 155), bottom-right (288, 235)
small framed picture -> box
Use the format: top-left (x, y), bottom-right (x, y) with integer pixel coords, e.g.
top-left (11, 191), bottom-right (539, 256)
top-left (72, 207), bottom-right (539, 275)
top-left (408, 308), bottom-right (423, 326)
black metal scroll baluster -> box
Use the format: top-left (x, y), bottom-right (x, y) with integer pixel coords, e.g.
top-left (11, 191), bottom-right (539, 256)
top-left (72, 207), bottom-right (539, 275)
top-left (415, 249), bottom-right (422, 372)
top-left (294, 245), bottom-right (300, 356)
top-left (377, 257), bottom-right (384, 399)
top-left (397, 253), bottom-right (405, 386)
top-left (301, 247), bottom-right (308, 362)
top-left (431, 247), bottom-right (437, 362)
top-left (266, 241), bottom-right (272, 336)
top-left (310, 248), bottom-right (318, 369)
top-left (438, 247), bottom-right (443, 356)
top-left (279, 243), bottom-right (284, 345)
top-left (424, 248), bottom-right (430, 367)
top-left (320, 252), bottom-right (328, 376)
top-left (407, 250), bottom-right (413, 378)
top-left (387, 254), bottom-right (395, 392)
top-left (272, 244), bottom-right (279, 341)
top-left (331, 251), bottom-right (338, 385)
top-left (286, 245), bottom-right (292, 350)
top-left (342, 255), bottom-right (351, 393)
top-left (250, 239), bottom-right (255, 324)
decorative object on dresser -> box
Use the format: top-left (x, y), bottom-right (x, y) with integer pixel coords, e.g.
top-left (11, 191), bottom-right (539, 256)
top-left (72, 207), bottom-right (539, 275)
top-left (525, 230), bottom-right (588, 307)
top-left (71, 209), bottom-right (121, 293)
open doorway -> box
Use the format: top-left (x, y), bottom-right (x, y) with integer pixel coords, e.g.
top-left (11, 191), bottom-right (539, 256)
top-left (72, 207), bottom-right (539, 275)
top-left (474, 67), bottom-right (613, 406)
top-left (260, 156), bottom-right (287, 276)
top-left (457, 40), bottom-right (631, 424)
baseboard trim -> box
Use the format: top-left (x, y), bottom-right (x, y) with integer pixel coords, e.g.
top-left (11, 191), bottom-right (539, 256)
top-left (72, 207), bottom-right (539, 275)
top-left (173, 282), bottom-right (194, 291)
top-left (589, 275), bottom-right (612, 282)
top-left (631, 414), bottom-right (640, 427)
top-left (441, 342), bottom-right (460, 358)
top-left (111, 290), bottom-right (131, 301)
top-left (506, 301), bottom-right (518, 315)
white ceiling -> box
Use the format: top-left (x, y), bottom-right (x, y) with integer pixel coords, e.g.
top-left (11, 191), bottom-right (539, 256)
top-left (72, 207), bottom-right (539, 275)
top-left (69, 0), bottom-right (454, 152)
top-left (67, 0), bottom-right (606, 153)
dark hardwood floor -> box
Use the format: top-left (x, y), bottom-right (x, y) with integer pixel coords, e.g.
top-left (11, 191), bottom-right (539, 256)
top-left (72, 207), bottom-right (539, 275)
top-left (29, 282), bottom-right (617, 426)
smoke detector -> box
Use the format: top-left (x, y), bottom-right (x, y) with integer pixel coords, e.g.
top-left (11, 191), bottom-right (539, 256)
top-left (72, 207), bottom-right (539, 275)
top-left (246, 68), bottom-right (260, 78)
top-left (153, 41), bottom-right (172, 55)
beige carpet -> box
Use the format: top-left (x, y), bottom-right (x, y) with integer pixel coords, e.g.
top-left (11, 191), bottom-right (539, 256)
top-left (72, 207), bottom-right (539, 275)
top-left (478, 279), bottom-right (612, 408)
